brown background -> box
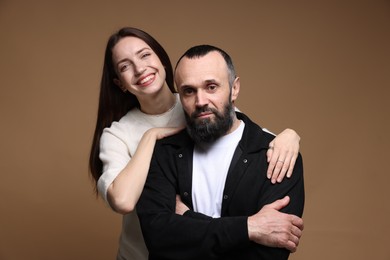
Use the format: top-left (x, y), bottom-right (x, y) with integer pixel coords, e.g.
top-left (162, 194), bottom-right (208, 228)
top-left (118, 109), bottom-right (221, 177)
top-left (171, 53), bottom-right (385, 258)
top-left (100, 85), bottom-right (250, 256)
top-left (1, 1), bottom-right (389, 259)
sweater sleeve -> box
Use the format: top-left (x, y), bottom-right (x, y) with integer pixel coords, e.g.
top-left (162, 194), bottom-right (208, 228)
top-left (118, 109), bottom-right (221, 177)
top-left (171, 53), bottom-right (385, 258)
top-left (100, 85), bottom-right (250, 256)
top-left (97, 125), bottom-right (131, 204)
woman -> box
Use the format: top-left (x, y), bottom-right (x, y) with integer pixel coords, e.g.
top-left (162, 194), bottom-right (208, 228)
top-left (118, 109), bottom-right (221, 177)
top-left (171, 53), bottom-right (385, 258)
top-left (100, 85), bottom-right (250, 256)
top-left (89, 27), bottom-right (300, 260)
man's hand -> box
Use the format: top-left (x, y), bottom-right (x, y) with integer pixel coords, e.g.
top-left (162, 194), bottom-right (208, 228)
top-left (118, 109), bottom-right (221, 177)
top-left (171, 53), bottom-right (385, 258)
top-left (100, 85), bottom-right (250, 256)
top-left (175, 195), bottom-right (190, 215)
top-left (247, 196), bottom-right (304, 252)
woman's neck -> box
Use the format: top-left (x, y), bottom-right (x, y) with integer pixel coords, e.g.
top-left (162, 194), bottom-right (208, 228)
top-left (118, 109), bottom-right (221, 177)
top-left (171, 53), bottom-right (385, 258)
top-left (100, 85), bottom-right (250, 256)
top-left (137, 86), bottom-right (176, 115)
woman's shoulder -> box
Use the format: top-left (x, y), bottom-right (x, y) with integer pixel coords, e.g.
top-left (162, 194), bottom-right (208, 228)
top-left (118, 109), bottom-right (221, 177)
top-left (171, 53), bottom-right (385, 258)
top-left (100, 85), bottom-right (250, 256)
top-left (103, 109), bottom-right (141, 136)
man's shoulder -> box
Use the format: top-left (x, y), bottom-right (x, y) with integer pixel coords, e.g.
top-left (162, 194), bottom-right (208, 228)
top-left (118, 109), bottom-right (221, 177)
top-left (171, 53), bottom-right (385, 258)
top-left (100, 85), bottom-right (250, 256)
top-left (156, 129), bottom-right (192, 148)
top-left (236, 112), bottom-right (274, 148)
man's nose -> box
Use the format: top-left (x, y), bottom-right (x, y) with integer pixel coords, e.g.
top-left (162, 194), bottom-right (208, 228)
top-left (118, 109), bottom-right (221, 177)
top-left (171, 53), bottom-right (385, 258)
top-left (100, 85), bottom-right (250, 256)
top-left (195, 91), bottom-right (208, 107)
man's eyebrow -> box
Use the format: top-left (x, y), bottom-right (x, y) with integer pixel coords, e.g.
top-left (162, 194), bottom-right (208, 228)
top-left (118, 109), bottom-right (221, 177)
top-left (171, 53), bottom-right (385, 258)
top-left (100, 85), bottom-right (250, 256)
top-left (178, 79), bottom-right (219, 89)
top-left (204, 79), bottom-right (218, 84)
top-left (178, 84), bottom-right (192, 90)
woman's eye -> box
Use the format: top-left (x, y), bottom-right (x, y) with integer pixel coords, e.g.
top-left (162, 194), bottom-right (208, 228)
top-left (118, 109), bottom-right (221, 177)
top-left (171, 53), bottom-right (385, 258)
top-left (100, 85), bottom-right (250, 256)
top-left (120, 64), bottom-right (129, 72)
top-left (120, 65), bottom-right (129, 72)
top-left (141, 52), bottom-right (151, 59)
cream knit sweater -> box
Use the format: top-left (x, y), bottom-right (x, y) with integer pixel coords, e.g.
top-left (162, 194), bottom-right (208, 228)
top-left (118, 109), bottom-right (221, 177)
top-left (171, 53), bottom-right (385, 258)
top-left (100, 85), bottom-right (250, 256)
top-left (97, 93), bottom-right (185, 260)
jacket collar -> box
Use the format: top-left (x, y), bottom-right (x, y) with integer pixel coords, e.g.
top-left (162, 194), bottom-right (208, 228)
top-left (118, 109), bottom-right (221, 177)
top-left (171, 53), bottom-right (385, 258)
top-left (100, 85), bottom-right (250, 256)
top-left (159, 111), bottom-right (271, 151)
top-left (235, 112), bottom-right (270, 153)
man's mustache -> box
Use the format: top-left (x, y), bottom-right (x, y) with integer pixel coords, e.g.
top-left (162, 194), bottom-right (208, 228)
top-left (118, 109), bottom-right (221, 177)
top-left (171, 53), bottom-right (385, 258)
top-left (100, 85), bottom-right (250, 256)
top-left (191, 107), bottom-right (217, 119)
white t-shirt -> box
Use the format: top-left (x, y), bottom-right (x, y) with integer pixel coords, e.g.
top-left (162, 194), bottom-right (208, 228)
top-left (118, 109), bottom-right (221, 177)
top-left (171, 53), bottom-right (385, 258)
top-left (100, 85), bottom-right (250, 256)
top-left (97, 93), bottom-right (185, 260)
top-left (192, 121), bottom-right (245, 217)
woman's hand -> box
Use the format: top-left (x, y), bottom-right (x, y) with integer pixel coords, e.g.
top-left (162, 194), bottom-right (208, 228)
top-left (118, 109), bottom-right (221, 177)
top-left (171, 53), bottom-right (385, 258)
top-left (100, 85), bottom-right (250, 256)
top-left (147, 126), bottom-right (185, 140)
top-left (175, 195), bottom-right (189, 215)
top-left (266, 129), bottom-right (300, 184)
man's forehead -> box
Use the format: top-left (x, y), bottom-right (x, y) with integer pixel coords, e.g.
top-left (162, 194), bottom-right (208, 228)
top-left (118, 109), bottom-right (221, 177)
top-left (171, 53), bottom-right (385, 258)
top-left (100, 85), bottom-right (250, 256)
top-left (175, 69), bottom-right (213, 88)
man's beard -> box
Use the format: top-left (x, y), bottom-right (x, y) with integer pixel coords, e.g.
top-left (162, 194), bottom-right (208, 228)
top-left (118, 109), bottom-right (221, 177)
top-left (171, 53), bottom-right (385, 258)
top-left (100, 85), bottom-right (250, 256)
top-left (185, 101), bottom-right (235, 145)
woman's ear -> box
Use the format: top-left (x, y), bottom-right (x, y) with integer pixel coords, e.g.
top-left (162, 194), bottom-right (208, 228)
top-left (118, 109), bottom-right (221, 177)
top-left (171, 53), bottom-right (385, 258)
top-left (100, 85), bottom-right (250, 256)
top-left (113, 78), bottom-right (127, 92)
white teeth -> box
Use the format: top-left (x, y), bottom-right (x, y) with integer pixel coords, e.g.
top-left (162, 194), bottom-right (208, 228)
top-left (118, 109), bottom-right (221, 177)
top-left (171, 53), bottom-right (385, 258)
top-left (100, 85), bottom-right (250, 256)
top-left (139, 75), bottom-right (154, 84)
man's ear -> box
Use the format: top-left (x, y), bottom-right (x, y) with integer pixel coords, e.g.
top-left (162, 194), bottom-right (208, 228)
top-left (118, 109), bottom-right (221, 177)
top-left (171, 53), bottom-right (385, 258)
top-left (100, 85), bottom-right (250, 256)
top-left (113, 78), bottom-right (127, 92)
top-left (231, 77), bottom-right (240, 102)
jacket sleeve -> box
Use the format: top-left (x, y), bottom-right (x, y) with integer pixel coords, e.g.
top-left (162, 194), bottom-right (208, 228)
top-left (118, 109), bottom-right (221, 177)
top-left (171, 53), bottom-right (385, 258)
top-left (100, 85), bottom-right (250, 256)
top-left (136, 150), bottom-right (250, 260)
top-left (252, 153), bottom-right (305, 260)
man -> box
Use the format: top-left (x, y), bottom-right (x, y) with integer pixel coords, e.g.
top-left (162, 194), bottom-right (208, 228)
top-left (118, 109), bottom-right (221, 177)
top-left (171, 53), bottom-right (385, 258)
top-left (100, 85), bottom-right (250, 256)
top-left (137, 45), bottom-right (305, 259)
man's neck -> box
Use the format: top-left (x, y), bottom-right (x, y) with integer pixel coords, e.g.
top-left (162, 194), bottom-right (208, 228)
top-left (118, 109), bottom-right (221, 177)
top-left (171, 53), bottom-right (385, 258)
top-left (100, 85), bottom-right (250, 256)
top-left (224, 116), bottom-right (240, 136)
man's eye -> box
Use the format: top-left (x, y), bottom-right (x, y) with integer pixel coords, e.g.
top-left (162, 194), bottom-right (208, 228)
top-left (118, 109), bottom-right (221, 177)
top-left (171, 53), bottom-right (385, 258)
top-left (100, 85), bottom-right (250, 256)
top-left (208, 85), bottom-right (217, 91)
top-left (183, 88), bottom-right (194, 95)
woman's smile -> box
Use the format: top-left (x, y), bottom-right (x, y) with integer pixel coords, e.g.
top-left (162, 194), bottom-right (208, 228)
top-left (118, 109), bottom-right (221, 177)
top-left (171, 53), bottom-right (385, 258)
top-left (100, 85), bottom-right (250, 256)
top-left (136, 73), bottom-right (156, 87)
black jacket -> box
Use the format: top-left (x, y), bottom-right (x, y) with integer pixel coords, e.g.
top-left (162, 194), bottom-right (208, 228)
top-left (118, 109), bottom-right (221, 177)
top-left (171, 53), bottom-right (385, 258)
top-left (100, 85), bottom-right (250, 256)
top-left (137, 112), bottom-right (305, 260)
